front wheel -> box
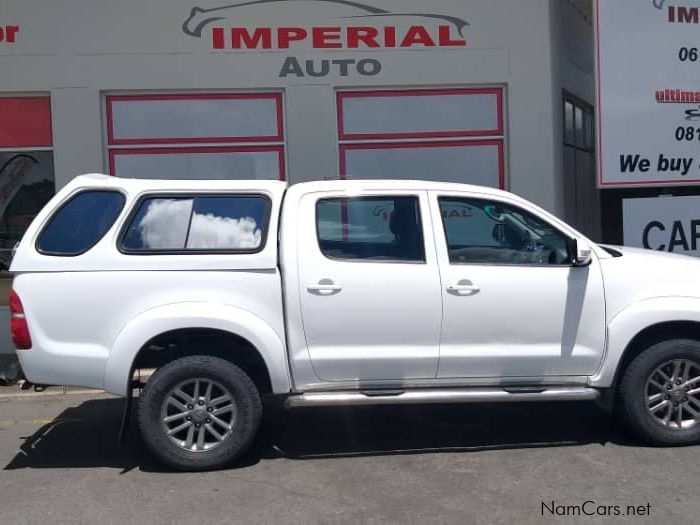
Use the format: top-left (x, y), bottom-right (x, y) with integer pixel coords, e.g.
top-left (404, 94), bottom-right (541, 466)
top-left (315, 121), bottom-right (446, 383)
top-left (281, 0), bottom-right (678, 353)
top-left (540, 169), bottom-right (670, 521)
top-left (137, 355), bottom-right (262, 471)
top-left (618, 339), bottom-right (700, 446)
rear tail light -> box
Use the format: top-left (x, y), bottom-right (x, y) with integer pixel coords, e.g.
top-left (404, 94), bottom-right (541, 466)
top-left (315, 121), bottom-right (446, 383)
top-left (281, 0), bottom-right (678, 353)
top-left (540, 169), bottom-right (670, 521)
top-left (9, 290), bottom-right (32, 350)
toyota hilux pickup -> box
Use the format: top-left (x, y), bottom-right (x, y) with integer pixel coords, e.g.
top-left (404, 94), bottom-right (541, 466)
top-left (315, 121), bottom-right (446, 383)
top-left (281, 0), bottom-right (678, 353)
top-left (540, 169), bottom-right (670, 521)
top-left (10, 174), bottom-right (700, 471)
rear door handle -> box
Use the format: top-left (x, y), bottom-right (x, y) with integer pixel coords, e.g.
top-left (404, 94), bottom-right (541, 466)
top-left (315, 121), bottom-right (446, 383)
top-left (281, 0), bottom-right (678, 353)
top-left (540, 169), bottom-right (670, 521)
top-left (307, 280), bottom-right (343, 296)
top-left (446, 279), bottom-right (481, 296)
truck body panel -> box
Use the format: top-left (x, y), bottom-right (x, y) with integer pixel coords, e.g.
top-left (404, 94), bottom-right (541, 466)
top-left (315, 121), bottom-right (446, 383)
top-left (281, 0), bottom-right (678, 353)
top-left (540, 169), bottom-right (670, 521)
top-left (10, 174), bottom-right (700, 399)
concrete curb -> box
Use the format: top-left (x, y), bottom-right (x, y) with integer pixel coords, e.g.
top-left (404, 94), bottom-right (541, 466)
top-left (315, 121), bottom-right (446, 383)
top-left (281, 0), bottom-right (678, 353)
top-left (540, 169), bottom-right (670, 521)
top-left (0, 367), bottom-right (154, 399)
top-left (0, 387), bottom-right (104, 400)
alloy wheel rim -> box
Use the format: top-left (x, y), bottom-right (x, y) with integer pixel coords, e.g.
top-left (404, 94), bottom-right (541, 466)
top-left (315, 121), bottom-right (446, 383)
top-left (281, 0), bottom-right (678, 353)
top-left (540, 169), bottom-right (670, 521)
top-left (160, 378), bottom-right (237, 452)
top-left (645, 359), bottom-right (700, 430)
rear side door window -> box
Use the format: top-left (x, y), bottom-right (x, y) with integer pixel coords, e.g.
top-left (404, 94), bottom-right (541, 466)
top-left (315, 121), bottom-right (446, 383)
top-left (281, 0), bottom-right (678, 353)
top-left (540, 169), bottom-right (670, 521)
top-left (316, 196), bottom-right (425, 262)
top-left (120, 194), bottom-right (270, 253)
top-left (37, 190), bottom-right (126, 256)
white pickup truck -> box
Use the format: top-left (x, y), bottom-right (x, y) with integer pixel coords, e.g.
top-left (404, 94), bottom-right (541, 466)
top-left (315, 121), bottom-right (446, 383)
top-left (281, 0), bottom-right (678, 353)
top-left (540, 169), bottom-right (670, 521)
top-left (9, 174), bottom-right (700, 470)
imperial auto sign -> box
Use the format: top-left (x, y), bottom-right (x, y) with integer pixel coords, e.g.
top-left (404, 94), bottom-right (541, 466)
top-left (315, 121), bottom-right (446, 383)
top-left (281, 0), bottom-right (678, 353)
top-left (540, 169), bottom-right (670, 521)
top-left (181, 0), bottom-right (470, 77)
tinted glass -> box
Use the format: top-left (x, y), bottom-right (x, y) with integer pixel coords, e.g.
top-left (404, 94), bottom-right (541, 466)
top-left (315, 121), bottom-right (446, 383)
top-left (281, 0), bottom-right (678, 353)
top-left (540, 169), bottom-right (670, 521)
top-left (584, 109), bottom-right (594, 150)
top-left (575, 106), bottom-right (585, 149)
top-left (317, 196), bottom-right (424, 262)
top-left (564, 100), bottom-right (575, 145)
top-left (37, 190), bottom-right (125, 255)
top-left (439, 197), bottom-right (570, 265)
top-left (0, 151), bottom-right (55, 303)
top-left (121, 195), bottom-right (269, 252)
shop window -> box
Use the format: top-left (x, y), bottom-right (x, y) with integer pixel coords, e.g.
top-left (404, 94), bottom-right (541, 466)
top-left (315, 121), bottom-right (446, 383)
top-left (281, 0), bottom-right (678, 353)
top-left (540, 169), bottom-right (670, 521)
top-left (341, 140), bottom-right (503, 188)
top-left (337, 88), bottom-right (505, 188)
top-left (121, 194), bottom-right (270, 253)
top-left (564, 101), bottom-right (576, 146)
top-left (0, 96), bottom-right (55, 305)
top-left (564, 95), bottom-right (594, 153)
top-left (106, 93), bottom-right (285, 181)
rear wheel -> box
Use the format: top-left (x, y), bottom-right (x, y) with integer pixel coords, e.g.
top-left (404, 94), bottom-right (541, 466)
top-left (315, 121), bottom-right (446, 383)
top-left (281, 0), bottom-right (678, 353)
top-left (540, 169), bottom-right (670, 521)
top-left (618, 339), bottom-right (700, 446)
top-left (138, 355), bottom-right (262, 471)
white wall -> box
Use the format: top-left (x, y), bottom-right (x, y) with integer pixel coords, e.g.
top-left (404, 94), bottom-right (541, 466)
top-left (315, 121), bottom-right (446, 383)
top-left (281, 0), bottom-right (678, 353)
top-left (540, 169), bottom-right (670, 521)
top-left (0, 0), bottom-right (562, 209)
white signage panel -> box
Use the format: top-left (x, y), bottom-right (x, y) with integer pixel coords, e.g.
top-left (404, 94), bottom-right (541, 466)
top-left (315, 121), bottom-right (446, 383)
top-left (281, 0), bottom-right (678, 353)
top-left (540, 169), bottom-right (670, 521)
top-left (623, 195), bottom-right (700, 256)
top-left (597, 0), bottom-right (700, 186)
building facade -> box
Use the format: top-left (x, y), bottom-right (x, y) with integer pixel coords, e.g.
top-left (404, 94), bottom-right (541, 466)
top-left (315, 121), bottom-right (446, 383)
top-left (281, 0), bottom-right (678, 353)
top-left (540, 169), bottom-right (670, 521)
top-left (0, 0), bottom-right (596, 353)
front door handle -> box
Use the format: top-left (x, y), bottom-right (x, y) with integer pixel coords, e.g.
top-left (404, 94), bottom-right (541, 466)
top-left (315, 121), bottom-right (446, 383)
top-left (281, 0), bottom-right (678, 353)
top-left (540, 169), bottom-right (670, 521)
top-left (307, 279), bottom-right (343, 296)
top-left (446, 279), bottom-right (481, 296)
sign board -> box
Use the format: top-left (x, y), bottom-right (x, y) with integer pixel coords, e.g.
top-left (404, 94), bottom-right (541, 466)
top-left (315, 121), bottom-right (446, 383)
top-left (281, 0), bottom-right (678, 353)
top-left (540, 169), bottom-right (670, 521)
top-left (623, 195), bottom-right (700, 256)
top-left (0, 1), bottom-right (474, 76)
top-left (596, 0), bottom-right (700, 187)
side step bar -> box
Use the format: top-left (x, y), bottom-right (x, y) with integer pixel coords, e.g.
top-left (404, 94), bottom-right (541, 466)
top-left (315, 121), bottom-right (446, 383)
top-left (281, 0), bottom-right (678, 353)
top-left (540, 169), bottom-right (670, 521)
top-left (285, 387), bottom-right (600, 408)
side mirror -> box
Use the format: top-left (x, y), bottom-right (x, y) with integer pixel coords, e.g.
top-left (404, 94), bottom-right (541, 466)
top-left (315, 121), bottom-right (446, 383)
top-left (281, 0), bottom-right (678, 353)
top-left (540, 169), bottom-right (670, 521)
top-left (569, 238), bottom-right (593, 267)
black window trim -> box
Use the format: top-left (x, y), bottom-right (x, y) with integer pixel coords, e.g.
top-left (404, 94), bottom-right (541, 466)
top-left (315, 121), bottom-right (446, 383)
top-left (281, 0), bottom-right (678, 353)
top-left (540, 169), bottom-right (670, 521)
top-left (35, 188), bottom-right (127, 257)
top-left (315, 194), bottom-right (428, 265)
top-left (437, 195), bottom-right (577, 268)
top-left (117, 192), bottom-right (272, 256)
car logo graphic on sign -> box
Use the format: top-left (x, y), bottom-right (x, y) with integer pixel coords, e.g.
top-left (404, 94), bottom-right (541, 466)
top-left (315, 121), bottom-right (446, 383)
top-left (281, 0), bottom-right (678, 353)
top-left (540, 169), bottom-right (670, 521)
top-left (182, 0), bottom-right (470, 38)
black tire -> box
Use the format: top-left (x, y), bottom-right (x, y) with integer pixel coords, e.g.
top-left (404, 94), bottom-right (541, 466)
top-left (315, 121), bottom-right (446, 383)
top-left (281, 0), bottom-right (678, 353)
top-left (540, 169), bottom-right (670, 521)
top-left (138, 355), bottom-right (262, 471)
top-left (618, 338), bottom-right (700, 446)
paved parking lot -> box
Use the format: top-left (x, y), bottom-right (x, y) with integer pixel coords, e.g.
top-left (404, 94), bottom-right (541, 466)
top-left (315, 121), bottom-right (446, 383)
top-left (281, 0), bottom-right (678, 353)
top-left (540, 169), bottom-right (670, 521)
top-left (0, 392), bottom-right (698, 524)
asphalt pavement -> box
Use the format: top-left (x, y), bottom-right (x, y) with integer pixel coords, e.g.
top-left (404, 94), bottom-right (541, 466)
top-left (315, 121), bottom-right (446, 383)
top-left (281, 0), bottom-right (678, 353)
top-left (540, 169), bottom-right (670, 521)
top-left (0, 391), bottom-right (698, 524)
